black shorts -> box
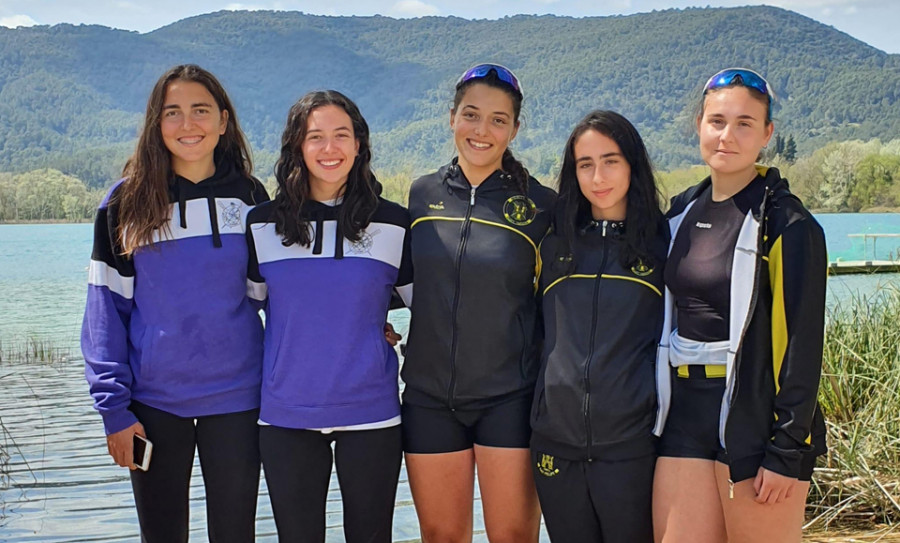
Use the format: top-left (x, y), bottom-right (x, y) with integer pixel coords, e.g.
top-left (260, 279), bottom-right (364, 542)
top-left (657, 369), bottom-right (728, 463)
top-left (658, 367), bottom-right (816, 482)
top-left (401, 393), bottom-right (532, 453)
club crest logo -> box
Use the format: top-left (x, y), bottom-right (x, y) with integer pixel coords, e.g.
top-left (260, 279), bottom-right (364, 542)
top-left (536, 453), bottom-right (560, 477)
top-left (348, 229), bottom-right (378, 255)
top-left (631, 259), bottom-right (654, 277)
top-left (503, 196), bottom-right (537, 226)
top-left (218, 201), bottom-right (243, 229)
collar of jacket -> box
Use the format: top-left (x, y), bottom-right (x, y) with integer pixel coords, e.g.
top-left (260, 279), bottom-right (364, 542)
top-left (168, 150), bottom-right (236, 249)
top-left (579, 218), bottom-right (626, 237)
top-left (666, 165), bottom-right (789, 221)
top-left (300, 198), bottom-right (346, 259)
top-left (441, 158), bottom-right (515, 194)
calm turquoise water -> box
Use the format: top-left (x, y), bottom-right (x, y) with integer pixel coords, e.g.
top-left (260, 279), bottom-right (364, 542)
top-left (2, 215), bottom-right (898, 346)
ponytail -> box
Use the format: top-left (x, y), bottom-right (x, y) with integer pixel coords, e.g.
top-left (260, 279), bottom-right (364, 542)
top-left (501, 148), bottom-right (530, 194)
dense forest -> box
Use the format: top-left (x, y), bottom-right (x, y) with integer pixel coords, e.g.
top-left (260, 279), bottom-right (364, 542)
top-left (3, 137), bottom-right (899, 221)
top-left (0, 6), bottom-right (898, 218)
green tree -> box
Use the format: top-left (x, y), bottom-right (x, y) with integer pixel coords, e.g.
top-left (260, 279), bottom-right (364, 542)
top-left (784, 135), bottom-right (797, 163)
top-left (848, 154), bottom-right (900, 210)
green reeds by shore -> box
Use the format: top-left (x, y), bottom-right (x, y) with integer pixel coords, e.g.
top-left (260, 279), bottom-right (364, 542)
top-left (809, 286), bottom-right (900, 530)
top-left (0, 336), bottom-right (72, 365)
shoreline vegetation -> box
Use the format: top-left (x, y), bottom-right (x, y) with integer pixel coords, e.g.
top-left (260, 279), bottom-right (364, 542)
top-left (1, 138), bottom-right (899, 221)
top-left (2, 287), bottom-right (900, 537)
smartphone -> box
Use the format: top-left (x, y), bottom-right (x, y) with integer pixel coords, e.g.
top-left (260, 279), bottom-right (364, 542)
top-left (133, 434), bottom-right (153, 471)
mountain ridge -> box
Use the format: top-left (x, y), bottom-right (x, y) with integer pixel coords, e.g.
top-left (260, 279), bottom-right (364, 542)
top-left (0, 6), bottom-right (897, 186)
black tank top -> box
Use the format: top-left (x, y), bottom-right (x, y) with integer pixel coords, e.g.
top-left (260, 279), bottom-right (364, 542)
top-left (665, 176), bottom-right (765, 342)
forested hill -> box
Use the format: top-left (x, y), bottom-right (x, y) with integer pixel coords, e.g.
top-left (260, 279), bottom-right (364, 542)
top-left (1, 6), bottom-right (898, 187)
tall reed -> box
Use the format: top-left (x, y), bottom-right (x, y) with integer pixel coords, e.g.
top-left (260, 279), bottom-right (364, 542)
top-left (808, 286), bottom-right (900, 529)
top-left (0, 336), bottom-right (71, 365)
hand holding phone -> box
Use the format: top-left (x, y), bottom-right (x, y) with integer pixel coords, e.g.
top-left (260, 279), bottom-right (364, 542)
top-left (133, 434), bottom-right (153, 471)
top-left (106, 421), bottom-right (146, 469)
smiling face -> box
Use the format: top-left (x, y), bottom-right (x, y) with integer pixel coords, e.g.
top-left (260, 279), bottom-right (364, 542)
top-left (450, 83), bottom-right (519, 185)
top-left (574, 129), bottom-right (631, 221)
top-left (159, 80), bottom-right (227, 181)
top-left (301, 104), bottom-right (360, 202)
top-left (698, 86), bottom-right (774, 184)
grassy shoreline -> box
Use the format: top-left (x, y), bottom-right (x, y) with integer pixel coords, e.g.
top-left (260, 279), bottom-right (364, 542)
top-left (808, 286), bottom-right (900, 530)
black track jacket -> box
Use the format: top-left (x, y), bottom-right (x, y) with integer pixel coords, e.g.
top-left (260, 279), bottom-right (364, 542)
top-left (402, 162), bottom-right (556, 408)
top-left (531, 221), bottom-right (667, 461)
top-left (656, 167), bottom-right (828, 481)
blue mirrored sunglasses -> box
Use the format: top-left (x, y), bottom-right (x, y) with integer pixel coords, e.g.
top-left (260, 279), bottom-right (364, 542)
top-left (704, 68), bottom-right (771, 100)
top-left (457, 63), bottom-right (523, 96)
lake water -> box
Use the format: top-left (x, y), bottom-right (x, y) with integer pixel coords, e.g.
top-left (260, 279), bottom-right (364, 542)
top-left (1, 215), bottom-right (899, 542)
top-left (3, 215), bottom-right (899, 345)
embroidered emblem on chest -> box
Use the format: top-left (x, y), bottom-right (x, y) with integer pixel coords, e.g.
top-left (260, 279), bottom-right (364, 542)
top-left (218, 201), bottom-right (243, 229)
top-left (503, 195), bottom-right (537, 226)
top-left (347, 229), bottom-right (379, 255)
top-left (428, 202), bottom-right (445, 210)
top-left (631, 260), bottom-right (654, 277)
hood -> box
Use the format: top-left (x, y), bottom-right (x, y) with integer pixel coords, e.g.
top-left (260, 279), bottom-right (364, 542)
top-left (168, 151), bottom-right (237, 248)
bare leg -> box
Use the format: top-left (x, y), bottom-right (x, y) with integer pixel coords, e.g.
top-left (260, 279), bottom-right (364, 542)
top-left (405, 450), bottom-right (476, 543)
top-left (653, 457), bottom-right (726, 543)
top-left (474, 445), bottom-right (540, 543)
top-left (715, 462), bottom-right (809, 543)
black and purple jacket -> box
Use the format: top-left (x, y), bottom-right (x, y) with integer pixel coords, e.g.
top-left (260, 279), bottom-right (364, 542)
top-left (246, 197), bottom-right (413, 430)
top-left (82, 163), bottom-right (268, 435)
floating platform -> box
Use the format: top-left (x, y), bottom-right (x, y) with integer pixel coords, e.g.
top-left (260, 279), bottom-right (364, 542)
top-left (828, 260), bottom-right (900, 275)
top-left (828, 233), bottom-right (900, 275)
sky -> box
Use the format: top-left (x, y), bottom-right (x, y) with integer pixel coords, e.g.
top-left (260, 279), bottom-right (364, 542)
top-left (0, 0), bottom-right (898, 54)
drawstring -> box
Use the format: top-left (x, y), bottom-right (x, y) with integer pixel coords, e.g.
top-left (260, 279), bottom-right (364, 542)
top-left (207, 186), bottom-right (221, 248)
top-left (177, 178), bottom-right (188, 229)
top-left (334, 222), bottom-right (344, 260)
top-left (309, 201), bottom-right (344, 258)
top-left (312, 213), bottom-right (324, 255)
top-left (173, 177), bottom-right (221, 248)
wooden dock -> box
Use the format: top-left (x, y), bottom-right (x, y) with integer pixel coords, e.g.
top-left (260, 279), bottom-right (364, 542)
top-left (829, 260), bottom-right (900, 275)
top-left (828, 234), bottom-right (900, 275)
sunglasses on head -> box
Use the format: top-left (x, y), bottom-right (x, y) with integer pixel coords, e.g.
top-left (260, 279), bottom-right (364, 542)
top-left (704, 68), bottom-right (772, 99)
top-left (457, 63), bottom-right (523, 97)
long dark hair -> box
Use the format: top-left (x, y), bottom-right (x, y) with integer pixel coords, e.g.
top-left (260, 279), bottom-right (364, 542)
top-left (452, 68), bottom-right (530, 193)
top-left (116, 64), bottom-right (254, 255)
top-left (273, 90), bottom-right (378, 247)
top-left (555, 110), bottom-right (663, 270)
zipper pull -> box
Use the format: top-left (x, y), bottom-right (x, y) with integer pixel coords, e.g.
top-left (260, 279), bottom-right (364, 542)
top-left (602, 220), bottom-right (607, 237)
top-left (728, 479), bottom-right (734, 499)
top-left (470, 187), bottom-right (476, 206)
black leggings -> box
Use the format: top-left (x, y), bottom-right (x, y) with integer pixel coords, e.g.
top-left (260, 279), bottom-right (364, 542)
top-left (129, 401), bottom-right (261, 543)
top-left (260, 424), bottom-right (402, 543)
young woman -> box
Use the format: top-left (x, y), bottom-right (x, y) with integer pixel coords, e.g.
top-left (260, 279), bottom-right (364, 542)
top-left (82, 64), bottom-right (268, 542)
top-left (246, 90), bottom-right (412, 543)
top-left (652, 68), bottom-right (827, 543)
top-left (401, 63), bottom-right (556, 542)
top-left (530, 110), bottom-right (666, 542)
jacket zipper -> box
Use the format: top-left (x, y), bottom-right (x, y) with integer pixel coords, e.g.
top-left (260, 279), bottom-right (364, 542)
top-left (447, 185), bottom-right (478, 409)
top-left (583, 221), bottom-right (610, 460)
top-left (724, 186), bottom-right (773, 497)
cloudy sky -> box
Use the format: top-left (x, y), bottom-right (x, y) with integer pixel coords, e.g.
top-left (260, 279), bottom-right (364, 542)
top-left (1, 0), bottom-right (898, 54)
